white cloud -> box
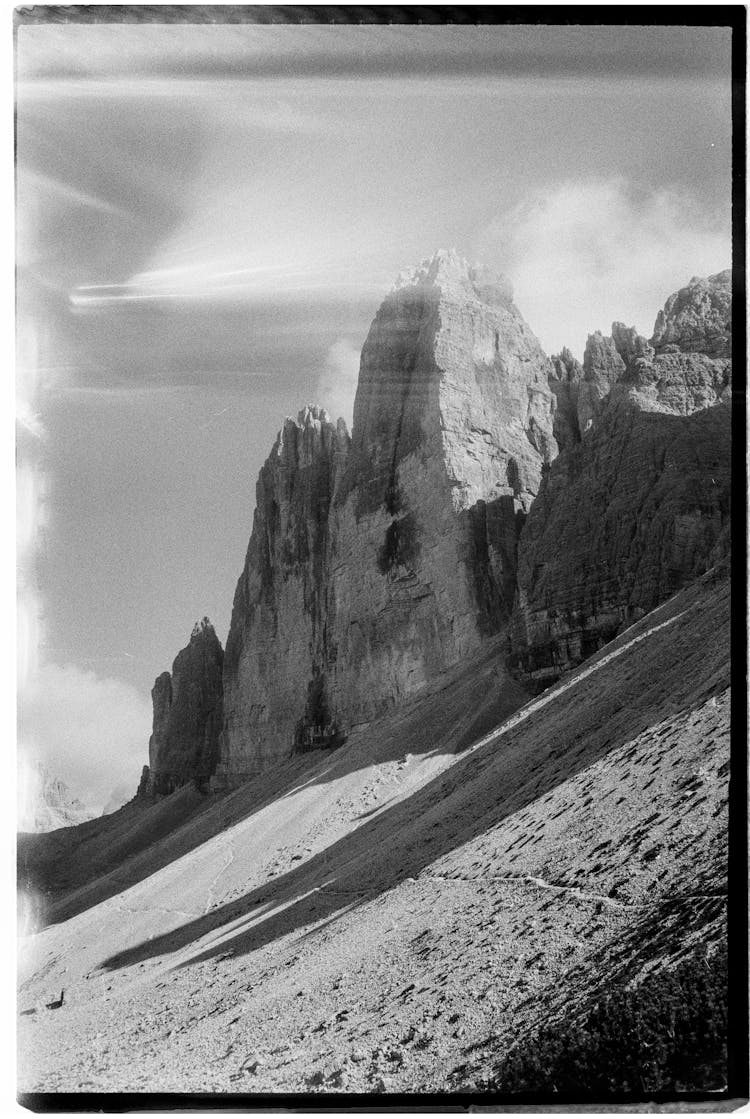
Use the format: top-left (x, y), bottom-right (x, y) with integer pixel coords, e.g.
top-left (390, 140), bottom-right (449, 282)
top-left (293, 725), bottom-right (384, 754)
top-left (315, 338), bottom-right (361, 428)
top-left (18, 663), bottom-right (151, 816)
top-left (102, 783), bottom-right (135, 816)
top-left (16, 356), bottom-right (150, 820)
top-left (479, 179), bottom-right (731, 358)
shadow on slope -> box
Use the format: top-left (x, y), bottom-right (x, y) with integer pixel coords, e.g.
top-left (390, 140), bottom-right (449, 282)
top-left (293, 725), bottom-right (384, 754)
top-left (19, 634), bottom-right (526, 928)
top-left (99, 571), bottom-right (730, 975)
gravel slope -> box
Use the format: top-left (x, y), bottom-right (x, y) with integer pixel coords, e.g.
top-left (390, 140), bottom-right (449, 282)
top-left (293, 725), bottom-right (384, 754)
top-left (18, 571), bottom-right (730, 1096)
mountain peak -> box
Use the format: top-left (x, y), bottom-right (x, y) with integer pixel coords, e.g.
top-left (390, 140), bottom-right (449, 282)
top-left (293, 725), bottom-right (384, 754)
top-left (296, 404), bottom-right (332, 429)
top-left (393, 250), bottom-right (514, 308)
top-left (651, 268), bottom-right (731, 356)
top-left (190, 616), bottom-right (218, 642)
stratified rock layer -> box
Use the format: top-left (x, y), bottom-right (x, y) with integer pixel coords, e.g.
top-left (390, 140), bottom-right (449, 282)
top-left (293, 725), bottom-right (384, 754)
top-left (214, 251), bottom-right (557, 784)
top-left (511, 269), bottom-right (731, 688)
top-left (142, 619), bottom-right (224, 795)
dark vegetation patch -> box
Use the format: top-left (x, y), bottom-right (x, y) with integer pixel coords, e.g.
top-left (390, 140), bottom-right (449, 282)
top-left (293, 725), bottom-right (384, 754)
top-left (484, 943), bottom-right (727, 1095)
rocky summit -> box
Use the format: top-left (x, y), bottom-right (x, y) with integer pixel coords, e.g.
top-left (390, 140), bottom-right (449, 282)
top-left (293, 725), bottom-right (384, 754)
top-left (139, 618), bottom-right (224, 796)
top-left (215, 251), bottom-right (557, 785)
top-left (137, 253), bottom-right (731, 790)
top-left (511, 269), bottom-right (731, 688)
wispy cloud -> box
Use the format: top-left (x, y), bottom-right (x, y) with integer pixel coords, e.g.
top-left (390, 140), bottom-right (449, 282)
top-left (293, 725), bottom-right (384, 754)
top-left (479, 179), bottom-right (731, 357)
top-left (70, 264), bottom-right (384, 308)
top-left (315, 338), bottom-right (362, 427)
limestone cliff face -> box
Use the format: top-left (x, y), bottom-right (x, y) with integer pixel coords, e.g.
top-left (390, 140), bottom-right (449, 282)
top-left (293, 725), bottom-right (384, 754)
top-left (141, 619), bottom-right (224, 794)
top-left (142, 258), bottom-right (730, 790)
top-left (214, 251), bottom-right (556, 783)
top-left (548, 347), bottom-right (583, 451)
top-left (651, 270), bottom-right (731, 356)
top-left (215, 408), bottom-right (349, 784)
top-left (511, 270), bottom-right (731, 689)
top-left (324, 252), bottom-right (555, 733)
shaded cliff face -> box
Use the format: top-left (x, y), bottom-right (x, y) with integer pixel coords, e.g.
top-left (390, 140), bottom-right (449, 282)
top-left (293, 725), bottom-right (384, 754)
top-left (216, 252), bottom-right (556, 783)
top-left (142, 619), bottom-right (224, 795)
top-left (511, 270), bottom-right (731, 689)
top-left (215, 408), bottom-right (349, 784)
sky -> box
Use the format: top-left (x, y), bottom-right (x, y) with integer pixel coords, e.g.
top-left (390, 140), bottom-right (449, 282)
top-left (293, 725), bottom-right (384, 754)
top-left (15, 16), bottom-right (732, 813)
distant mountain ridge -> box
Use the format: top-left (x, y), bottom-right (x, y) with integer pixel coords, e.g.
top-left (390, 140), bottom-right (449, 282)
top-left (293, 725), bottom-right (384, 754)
top-left (18, 761), bottom-right (95, 833)
top-left (138, 256), bottom-right (732, 796)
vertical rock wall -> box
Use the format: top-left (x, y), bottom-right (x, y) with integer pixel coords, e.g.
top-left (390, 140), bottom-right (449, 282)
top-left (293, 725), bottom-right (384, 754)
top-left (214, 408), bottom-right (350, 784)
top-left (141, 619), bottom-right (224, 794)
top-left (215, 252), bottom-right (557, 783)
top-left (323, 252), bottom-right (556, 734)
top-left (140, 259), bottom-right (731, 792)
top-left (511, 270), bottom-right (732, 689)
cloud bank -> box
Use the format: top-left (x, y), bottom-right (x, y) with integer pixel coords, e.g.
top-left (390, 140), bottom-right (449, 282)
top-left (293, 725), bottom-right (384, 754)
top-left (480, 179), bottom-right (730, 358)
top-left (18, 663), bottom-right (151, 815)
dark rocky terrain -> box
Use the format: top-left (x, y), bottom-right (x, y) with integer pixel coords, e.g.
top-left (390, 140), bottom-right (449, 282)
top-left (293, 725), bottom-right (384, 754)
top-left (139, 619), bottom-right (224, 796)
top-left (18, 255), bottom-right (734, 1099)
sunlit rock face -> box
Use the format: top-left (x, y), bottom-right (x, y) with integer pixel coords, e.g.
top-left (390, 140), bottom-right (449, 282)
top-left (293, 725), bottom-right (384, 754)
top-left (512, 270), bottom-right (732, 690)
top-left (650, 270), bottom-right (731, 357)
top-left (325, 251), bottom-right (556, 730)
top-left (215, 251), bottom-right (556, 783)
top-left (142, 619), bottom-right (224, 794)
